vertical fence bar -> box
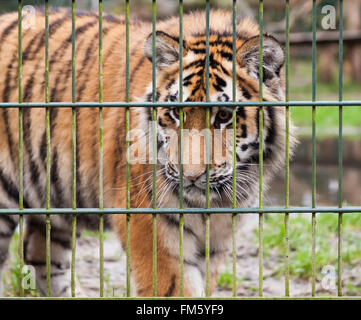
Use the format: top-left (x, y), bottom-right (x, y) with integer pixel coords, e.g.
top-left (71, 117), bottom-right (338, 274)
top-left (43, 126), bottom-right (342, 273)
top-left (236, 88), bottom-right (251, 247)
top-left (258, 0), bottom-right (264, 297)
top-left (45, 0), bottom-right (52, 297)
top-left (311, 0), bottom-right (317, 297)
top-left (71, 0), bottom-right (77, 297)
top-left (231, 0), bottom-right (237, 298)
top-left (125, 0), bottom-right (131, 298)
top-left (178, 0), bottom-right (184, 297)
top-left (151, 0), bottom-right (157, 297)
top-left (337, 0), bottom-right (343, 297)
top-left (205, 0), bottom-right (211, 297)
top-left (17, 0), bottom-right (24, 298)
top-left (98, 0), bottom-right (104, 297)
top-left (284, 0), bottom-right (290, 297)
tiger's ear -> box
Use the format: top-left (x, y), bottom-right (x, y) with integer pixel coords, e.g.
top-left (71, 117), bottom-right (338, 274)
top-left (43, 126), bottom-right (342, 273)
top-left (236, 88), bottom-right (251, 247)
top-left (144, 31), bottom-right (181, 69)
top-left (237, 35), bottom-right (285, 83)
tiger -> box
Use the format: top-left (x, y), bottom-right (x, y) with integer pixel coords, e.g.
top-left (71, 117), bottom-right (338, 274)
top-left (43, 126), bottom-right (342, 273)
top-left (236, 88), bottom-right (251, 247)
top-left (0, 8), bottom-right (296, 297)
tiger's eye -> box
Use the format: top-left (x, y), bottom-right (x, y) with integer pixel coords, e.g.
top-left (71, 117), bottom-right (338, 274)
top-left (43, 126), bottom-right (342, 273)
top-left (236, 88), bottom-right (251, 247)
top-left (217, 110), bottom-right (231, 122)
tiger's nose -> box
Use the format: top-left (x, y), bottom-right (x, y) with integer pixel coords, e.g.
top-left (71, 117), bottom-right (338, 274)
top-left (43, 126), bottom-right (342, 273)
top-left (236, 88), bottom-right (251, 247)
top-left (183, 165), bottom-right (206, 181)
top-left (184, 171), bottom-right (204, 181)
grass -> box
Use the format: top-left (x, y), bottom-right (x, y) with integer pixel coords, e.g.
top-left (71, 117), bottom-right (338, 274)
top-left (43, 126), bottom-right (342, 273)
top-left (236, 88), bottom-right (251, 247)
top-left (2, 232), bottom-right (40, 297)
top-left (254, 212), bottom-right (361, 280)
top-left (289, 58), bottom-right (361, 137)
top-left (217, 263), bottom-right (243, 290)
top-left (81, 229), bottom-right (112, 241)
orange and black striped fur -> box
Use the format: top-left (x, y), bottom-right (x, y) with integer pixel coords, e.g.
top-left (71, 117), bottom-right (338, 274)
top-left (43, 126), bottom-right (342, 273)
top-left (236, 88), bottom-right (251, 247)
top-left (0, 8), bottom-right (296, 296)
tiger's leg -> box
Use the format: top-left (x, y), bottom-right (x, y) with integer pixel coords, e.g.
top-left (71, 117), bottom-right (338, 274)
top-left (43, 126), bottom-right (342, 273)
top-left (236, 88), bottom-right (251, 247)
top-left (0, 215), bottom-right (19, 296)
top-left (113, 214), bottom-right (193, 297)
top-left (24, 216), bottom-right (75, 297)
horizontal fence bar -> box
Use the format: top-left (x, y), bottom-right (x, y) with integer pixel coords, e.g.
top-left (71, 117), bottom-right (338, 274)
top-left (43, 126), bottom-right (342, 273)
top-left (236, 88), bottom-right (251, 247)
top-left (0, 101), bottom-right (361, 108)
top-left (0, 207), bottom-right (360, 215)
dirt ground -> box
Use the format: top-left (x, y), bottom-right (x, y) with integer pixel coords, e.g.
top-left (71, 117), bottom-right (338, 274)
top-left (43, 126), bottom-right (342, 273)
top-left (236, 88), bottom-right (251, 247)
top-left (2, 215), bottom-right (359, 297)
top-left (74, 216), bottom-right (360, 297)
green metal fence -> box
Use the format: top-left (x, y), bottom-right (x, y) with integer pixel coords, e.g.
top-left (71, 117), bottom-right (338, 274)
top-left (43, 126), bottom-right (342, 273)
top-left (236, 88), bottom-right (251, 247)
top-left (1, 0), bottom-right (361, 299)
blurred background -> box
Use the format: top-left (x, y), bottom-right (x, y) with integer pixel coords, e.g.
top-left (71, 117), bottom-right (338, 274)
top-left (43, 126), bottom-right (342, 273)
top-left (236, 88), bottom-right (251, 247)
top-left (1, 0), bottom-right (360, 297)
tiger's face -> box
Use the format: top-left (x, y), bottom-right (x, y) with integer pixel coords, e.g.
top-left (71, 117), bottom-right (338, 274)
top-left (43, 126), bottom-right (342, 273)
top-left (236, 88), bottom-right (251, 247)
top-left (141, 31), bottom-right (291, 207)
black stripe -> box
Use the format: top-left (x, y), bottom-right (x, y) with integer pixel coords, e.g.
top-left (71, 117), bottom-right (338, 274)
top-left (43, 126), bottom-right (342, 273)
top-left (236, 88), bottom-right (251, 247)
top-left (191, 81), bottom-right (202, 96)
top-left (236, 106), bottom-right (246, 119)
top-left (51, 235), bottom-right (71, 249)
top-left (50, 149), bottom-right (64, 209)
top-left (213, 73), bottom-right (227, 92)
top-left (0, 169), bottom-right (30, 208)
top-left (129, 57), bottom-right (146, 94)
top-left (54, 35), bottom-right (87, 103)
top-left (190, 47), bottom-right (233, 62)
top-left (241, 86), bottom-right (252, 99)
top-left (237, 74), bottom-right (257, 94)
top-left (184, 259), bottom-right (205, 277)
top-left (50, 21), bottom-right (98, 102)
top-left (112, 108), bottom-right (123, 186)
top-left (265, 108), bottom-right (275, 145)
top-left (89, 111), bottom-right (99, 209)
top-left (146, 93), bottom-right (152, 102)
top-left (26, 260), bottom-right (69, 270)
top-left (22, 32), bottom-right (43, 62)
top-left (154, 30), bottom-right (180, 45)
top-left (103, 36), bottom-right (120, 65)
top-left (125, 36), bottom-right (148, 90)
top-left (256, 107), bottom-right (260, 139)
top-left (166, 78), bottom-right (176, 90)
top-left (240, 124), bottom-right (247, 138)
top-left (58, 285), bottom-right (70, 296)
top-left (31, 15), bottom-right (70, 62)
top-left (23, 14), bottom-right (69, 64)
top-left (184, 59), bottom-right (204, 70)
top-left (183, 73), bottom-right (196, 82)
top-left (218, 63), bottom-right (230, 76)
top-left (241, 144), bottom-right (248, 152)
top-left (0, 215), bottom-right (17, 230)
top-left (76, 27), bottom-right (110, 101)
top-left (158, 117), bottom-right (167, 127)
top-left (162, 215), bottom-right (197, 238)
top-left (40, 130), bottom-right (47, 168)
top-left (0, 18), bottom-right (19, 53)
top-left (22, 37), bottom-right (43, 102)
top-left (23, 74), bottom-right (35, 102)
top-left (0, 230), bottom-right (14, 237)
top-left (23, 15), bottom-right (70, 101)
top-left (23, 108), bottom-right (43, 203)
top-left (0, 168), bottom-right (18, 204)
top-left (2, 109), bottom-right (16, 162)
top-left (219, 51), bottom-right (232, 61)
top-left (26, 218), bottom-right (65, 236)
top-left (103, 13), bottom-right (123, 24)
top-left (191, 39), bottom-right (233, 49)
top-left (2, 52), bottom-right (18, 102)
top-left (2, 15), bottom-right (67, 103)
top-left (164, 275), bottom-right (176, 297)
top-left (75, 110), bottom-right (84, 208)
top-left (137, 285), bottom-right (152, 296)
top-left (196, 247), bottom-right (223, 259)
